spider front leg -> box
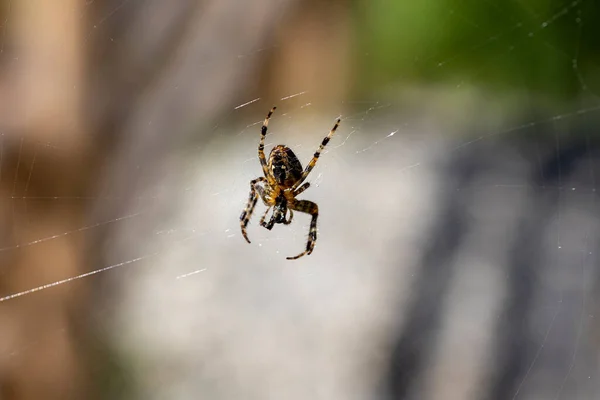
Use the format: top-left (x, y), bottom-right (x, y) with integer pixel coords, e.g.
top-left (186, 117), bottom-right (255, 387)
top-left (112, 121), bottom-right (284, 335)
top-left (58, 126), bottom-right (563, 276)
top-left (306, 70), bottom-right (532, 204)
top-left (291, 118), bottom-right (340, 191)
top-left (240, 177), bottom-right (268, 243)
top-left (259, 106), bottom-right (277, 182)
top-left (286, 200), bottom-right (318, 260)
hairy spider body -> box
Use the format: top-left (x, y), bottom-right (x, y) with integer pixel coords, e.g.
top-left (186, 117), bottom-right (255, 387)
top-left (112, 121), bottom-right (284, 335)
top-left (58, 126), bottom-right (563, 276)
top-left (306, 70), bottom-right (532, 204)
top-left (268, 145), bottom-right (303, 188)
top-left (240, 106), bottom-right (340, 260)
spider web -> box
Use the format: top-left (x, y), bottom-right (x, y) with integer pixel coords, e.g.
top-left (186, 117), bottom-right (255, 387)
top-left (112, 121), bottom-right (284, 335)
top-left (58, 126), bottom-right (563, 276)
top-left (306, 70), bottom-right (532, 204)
top-left (1, 1), bottom-right (600, 399)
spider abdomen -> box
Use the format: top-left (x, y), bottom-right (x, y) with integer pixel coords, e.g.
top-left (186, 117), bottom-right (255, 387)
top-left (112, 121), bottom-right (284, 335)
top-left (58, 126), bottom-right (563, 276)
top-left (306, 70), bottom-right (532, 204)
top-left (268, 145), bottom-right (303, 188)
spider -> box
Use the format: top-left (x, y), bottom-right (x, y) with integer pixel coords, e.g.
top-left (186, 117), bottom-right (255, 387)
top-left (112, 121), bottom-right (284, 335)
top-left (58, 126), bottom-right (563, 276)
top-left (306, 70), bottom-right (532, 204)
top-left (240, 106), bottom-right (341, 260)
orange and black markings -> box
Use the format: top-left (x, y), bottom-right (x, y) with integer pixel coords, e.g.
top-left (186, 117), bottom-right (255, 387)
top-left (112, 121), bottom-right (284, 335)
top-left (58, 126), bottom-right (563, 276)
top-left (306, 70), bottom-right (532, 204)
top-left (239, 107), bottom-right (340, 260)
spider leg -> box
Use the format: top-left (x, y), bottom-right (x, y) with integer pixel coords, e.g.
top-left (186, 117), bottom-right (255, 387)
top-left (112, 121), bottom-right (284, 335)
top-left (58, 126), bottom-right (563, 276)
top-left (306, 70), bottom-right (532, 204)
top-left (256, 184), bottom-right (269, 206)
top-left (261, 212), bottom-right (277, 230)
top-left (293, 182), bottom-right (310, 197)
top-left (259, 106), bottom-right (277, 184)
top-left (262, 208), bottom-right (292, 229)
top-left (240, 177), bottom-right (268, 243)
top-left (286, 200), bottom-right (318, 260)
top-left (259, 206), bottom-right (273, 228)
top-left (291, 117), bottom-right (340, 191)
top-left (283, 209), bottom-right (294, 225)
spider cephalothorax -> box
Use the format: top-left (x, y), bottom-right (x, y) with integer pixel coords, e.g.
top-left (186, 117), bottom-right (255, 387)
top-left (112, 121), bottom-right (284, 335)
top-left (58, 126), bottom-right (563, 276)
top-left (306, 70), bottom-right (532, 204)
top-left (240, 106), bottom-right (340, 260)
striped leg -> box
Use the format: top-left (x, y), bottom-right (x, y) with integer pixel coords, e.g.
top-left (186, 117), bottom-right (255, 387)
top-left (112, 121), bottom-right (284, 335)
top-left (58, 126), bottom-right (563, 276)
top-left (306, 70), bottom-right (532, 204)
top-left (291, 118), bottom-right (341, 191)
top-left (261, 207), bottom-right (292, 229)
top-left (259, 106), bottom-right (277, 181)
top-left (286, 200), bottom-right (318, 260)
top-left (259, 206), bottom-right (274, 229)
top-left (293, 182), bottom-right (310, 197)
top-left (240, 177), bottom-right (267, 243)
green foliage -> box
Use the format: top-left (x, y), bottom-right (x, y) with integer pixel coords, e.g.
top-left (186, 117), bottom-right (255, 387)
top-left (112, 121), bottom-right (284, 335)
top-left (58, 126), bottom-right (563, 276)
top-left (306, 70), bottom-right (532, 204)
top-left (353, 0), bottom-right (600, 100)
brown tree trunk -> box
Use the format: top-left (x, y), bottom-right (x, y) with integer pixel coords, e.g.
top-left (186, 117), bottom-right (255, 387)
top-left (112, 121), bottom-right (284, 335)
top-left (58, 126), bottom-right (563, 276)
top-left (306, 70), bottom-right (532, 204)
top-left (0, 1), bottom-right (90, 399)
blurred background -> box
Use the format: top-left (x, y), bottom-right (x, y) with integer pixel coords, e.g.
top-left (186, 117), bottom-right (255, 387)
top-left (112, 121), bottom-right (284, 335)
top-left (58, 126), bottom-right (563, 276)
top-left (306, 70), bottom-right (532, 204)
top-left (0, 0), bottom-right (599, 399)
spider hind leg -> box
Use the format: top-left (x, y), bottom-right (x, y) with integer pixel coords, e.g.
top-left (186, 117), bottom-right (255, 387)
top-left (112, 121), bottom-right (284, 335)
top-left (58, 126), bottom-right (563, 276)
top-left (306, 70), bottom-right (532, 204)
top-left (286, 200), bottom-right (318, 260)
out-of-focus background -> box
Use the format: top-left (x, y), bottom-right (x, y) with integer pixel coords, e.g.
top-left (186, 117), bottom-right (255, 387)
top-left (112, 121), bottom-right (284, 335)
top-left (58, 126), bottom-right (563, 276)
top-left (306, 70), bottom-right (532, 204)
top-left (0, 0), bottom-right (599, 399)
